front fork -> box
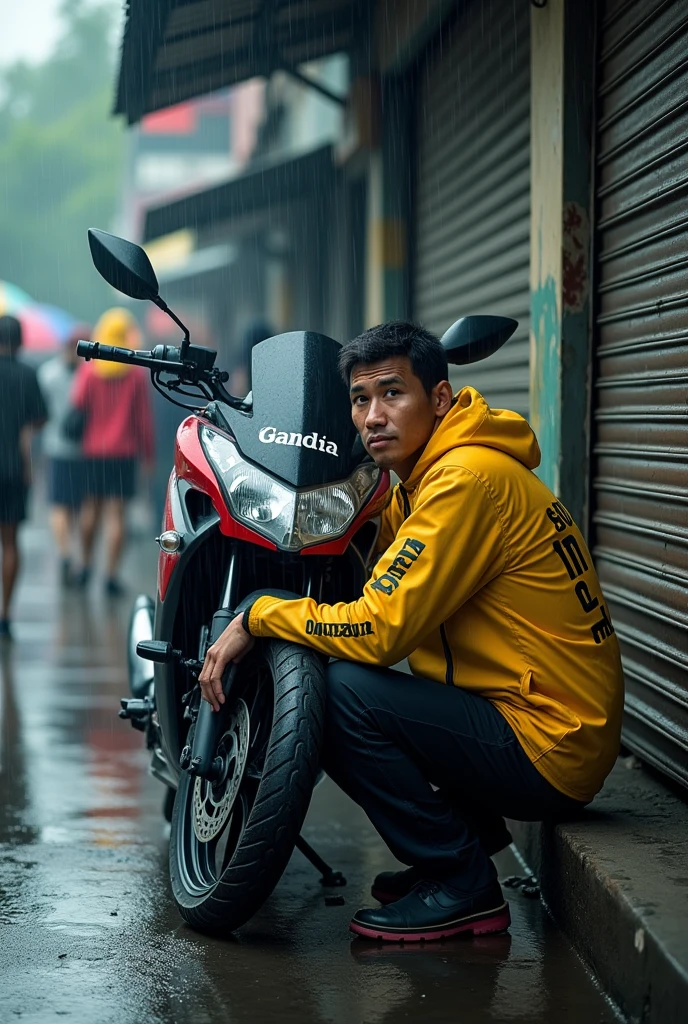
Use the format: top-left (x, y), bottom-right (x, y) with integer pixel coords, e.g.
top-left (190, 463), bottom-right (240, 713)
top-left (179, 551), bottom-right (241, 781)
top-left (184, 550), bottom-right (317, 780)
top-left (128, 548), bottom-right (347, 887)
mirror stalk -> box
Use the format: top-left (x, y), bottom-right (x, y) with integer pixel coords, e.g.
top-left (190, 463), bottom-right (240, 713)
top-left (153, 295), bottom-right (190, 358)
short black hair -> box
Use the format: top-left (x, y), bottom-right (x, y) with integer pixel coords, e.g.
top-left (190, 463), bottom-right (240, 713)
top-left (0, 315), bottom-right (22, 353)
top-left (338, 321), bottom-right (448, 396)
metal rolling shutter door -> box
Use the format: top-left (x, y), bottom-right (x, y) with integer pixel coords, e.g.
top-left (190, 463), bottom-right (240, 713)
top-left (593, 0), bottom-right (688, 786)
top-left (414, 0), bottom-right (530, 416)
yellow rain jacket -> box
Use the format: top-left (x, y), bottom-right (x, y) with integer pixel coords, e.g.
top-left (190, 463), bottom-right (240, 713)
top-left (248, 387), bottom-right (624, 803)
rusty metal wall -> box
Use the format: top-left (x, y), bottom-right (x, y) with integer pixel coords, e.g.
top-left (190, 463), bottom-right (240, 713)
top-left (593, 0), bottom-right (688, 787)
top-left (413, 0), bottom-right (530, 416)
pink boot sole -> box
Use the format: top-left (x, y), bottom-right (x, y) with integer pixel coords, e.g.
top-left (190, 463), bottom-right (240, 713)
top-left (350, 903), bottom-right (511, 943)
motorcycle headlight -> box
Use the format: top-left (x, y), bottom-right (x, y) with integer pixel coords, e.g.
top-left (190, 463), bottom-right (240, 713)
top-left (201, 426), bottom-right (380, 550)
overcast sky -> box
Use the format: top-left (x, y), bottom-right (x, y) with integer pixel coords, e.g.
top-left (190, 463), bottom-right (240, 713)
top-left (1, 1), bottom-right (123, 67)
top-left (2, 0), bottom-right (64, 65)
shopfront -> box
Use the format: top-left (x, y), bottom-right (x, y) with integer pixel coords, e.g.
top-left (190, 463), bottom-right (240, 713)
top-left (591, 0), bottom-right (688, 786)
top-left (413, 0), bottom-right (531, 415)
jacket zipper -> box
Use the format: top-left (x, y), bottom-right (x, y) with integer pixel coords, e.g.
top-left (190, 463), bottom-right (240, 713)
top-left (400, 483), bottom-right (454, 685)
top-left (399, 485), bottom-right (411, 519)
top-left (439, 624), bottom-right (454, 685)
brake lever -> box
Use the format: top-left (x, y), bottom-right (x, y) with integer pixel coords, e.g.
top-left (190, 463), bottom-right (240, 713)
top-left (180, 656), bottom-right (204, 676)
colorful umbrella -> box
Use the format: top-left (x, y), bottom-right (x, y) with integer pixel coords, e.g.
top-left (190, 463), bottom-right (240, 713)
top-left (0, 281), bottom-right (34, 316)
top-left (34, 304), bottom-right (80, 344)
top-left (17, 304), bottom-right (79, 352)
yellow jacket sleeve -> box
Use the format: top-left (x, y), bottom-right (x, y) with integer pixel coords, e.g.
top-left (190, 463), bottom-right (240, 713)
top-left (247, 466), bottom-right (507, 666)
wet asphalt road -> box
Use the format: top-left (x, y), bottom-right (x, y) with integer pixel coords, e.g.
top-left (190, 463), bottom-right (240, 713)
top-left (1, 521), bottom-right (622, 1023)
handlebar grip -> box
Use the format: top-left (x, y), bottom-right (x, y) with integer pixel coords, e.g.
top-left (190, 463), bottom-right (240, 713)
top-left (76, 340), bottom-right (144, 365)
top-left (74, 339), bottom-right (226, 398)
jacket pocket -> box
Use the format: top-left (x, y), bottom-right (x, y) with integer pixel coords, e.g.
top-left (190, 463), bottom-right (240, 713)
top-left (519, 668), bottom-right (581, 734)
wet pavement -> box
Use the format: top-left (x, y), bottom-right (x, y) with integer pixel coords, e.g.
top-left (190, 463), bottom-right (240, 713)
top-left (1, 521), bottom-right (622, 1023)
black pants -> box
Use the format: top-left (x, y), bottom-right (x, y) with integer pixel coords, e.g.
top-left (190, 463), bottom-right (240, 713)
top-left (322, 661), bottom-right (582, 896)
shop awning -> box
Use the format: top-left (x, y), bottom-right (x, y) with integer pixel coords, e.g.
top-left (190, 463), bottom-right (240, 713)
top-left (143, 144), bottom-right (334, 242)
top-left (155, 242), bottom-right (238, 284)
top-left (116, 0), bottom-right (367, 124)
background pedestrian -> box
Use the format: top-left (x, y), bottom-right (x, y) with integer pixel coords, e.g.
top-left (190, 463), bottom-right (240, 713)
top-left (228, 318), bottom-right (275, 397)
top-left (69, 308), bottom-right (154, 596)
top-left (0, 314), bottom-right (47, 637)
top-left (37, 324), bottom-right (92, 585)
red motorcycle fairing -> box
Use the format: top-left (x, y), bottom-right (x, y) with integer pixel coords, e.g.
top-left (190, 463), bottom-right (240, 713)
top-left (157, 479), bottom-right (180, 601)
top-left (175, 416), bottom-right (279, 550)
top-left (156, 417), bottom-right (277, 602)
top-left (158, 415), bottom-right (390, 599)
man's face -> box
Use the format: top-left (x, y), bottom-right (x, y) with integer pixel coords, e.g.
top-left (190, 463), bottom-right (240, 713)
top-left (349, 356), bottom-right (453, 480)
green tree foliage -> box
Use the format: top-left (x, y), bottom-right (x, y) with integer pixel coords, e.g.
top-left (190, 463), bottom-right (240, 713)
top-left (0, 0), bottom-right (125, 321)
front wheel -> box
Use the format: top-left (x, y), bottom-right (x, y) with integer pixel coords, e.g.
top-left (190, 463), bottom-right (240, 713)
top-left (169, 640), bottom-right (325, 935)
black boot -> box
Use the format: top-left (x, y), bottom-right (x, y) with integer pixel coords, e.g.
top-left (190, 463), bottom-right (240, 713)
top-left (105, 577), bottom-right (125, 597)
top-left (352, 880), bottom-right (510, 943)
top-left (72, 566), bottom-right (91, 589)
top-left (371, 866), bottom-right (423, 905)
top-left (371, 824), bottom-right (512, 904)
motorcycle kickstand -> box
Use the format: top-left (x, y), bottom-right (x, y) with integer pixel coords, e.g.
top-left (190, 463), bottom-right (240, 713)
top-left (295, 835), bottom-right (346, 887)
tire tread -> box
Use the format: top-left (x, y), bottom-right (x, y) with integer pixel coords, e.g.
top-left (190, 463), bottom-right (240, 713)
top-left (169, 640), bottom-right (325, 935)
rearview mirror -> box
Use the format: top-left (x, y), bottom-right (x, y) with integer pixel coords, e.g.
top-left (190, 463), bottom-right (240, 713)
top-left (88, 228), bottom-right (159, 302)
top-left (440, 315), bottom-right (518, 365)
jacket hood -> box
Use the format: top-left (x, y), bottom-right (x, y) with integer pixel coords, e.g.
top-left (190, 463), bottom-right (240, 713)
top-left (92, 307), bottom-right (140, 379)
top-left (405, 386), bottom-right (541, 488)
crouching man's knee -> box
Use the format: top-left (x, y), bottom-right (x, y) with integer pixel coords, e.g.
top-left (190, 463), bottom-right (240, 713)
top-left (325, 659), bottom-right (365, 719)
top-left (322, 661), bottom-right (378, 783)
top-left (325, 659), bottom-right (396, 724)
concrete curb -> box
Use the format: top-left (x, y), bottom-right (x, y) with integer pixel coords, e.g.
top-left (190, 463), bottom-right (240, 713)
top-left (509, 758), bottom-right (688, 1024)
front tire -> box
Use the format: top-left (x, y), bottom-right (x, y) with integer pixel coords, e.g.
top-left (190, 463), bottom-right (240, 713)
top-left (162, 786), bottom-right (175, 823)
top-left (169, 640), bottom-right (325, 935)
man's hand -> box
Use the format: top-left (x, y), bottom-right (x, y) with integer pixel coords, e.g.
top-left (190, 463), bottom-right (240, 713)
top-left (198, 614), bottom-right (255, 711)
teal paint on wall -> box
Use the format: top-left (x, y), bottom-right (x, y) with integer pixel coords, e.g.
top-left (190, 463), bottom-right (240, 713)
top-left (531, 272), bottom-right (561, 495)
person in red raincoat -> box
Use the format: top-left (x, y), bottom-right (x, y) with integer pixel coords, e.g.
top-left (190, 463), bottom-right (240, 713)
top-left (70, 308), bottom-right (153, 596)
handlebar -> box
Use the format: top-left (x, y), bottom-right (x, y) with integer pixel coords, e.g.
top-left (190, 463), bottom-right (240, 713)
top-left (76, 340), bottom-right (185, 373)
top-left (75, 339), bottom-right (243, 410)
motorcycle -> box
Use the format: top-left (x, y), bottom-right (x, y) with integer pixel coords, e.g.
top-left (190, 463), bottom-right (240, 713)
top-left (79, 228), bottom-right (516, 936)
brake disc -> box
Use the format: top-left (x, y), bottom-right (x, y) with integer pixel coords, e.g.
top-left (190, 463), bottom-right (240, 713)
top-left (192, 698), bottom-right (250, 843)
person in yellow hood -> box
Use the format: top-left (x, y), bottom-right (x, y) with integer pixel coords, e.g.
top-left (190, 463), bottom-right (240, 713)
top-left (70, 308), bottom-right (154, 595)
top-left (199, 320), bottom-right (624, 944)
